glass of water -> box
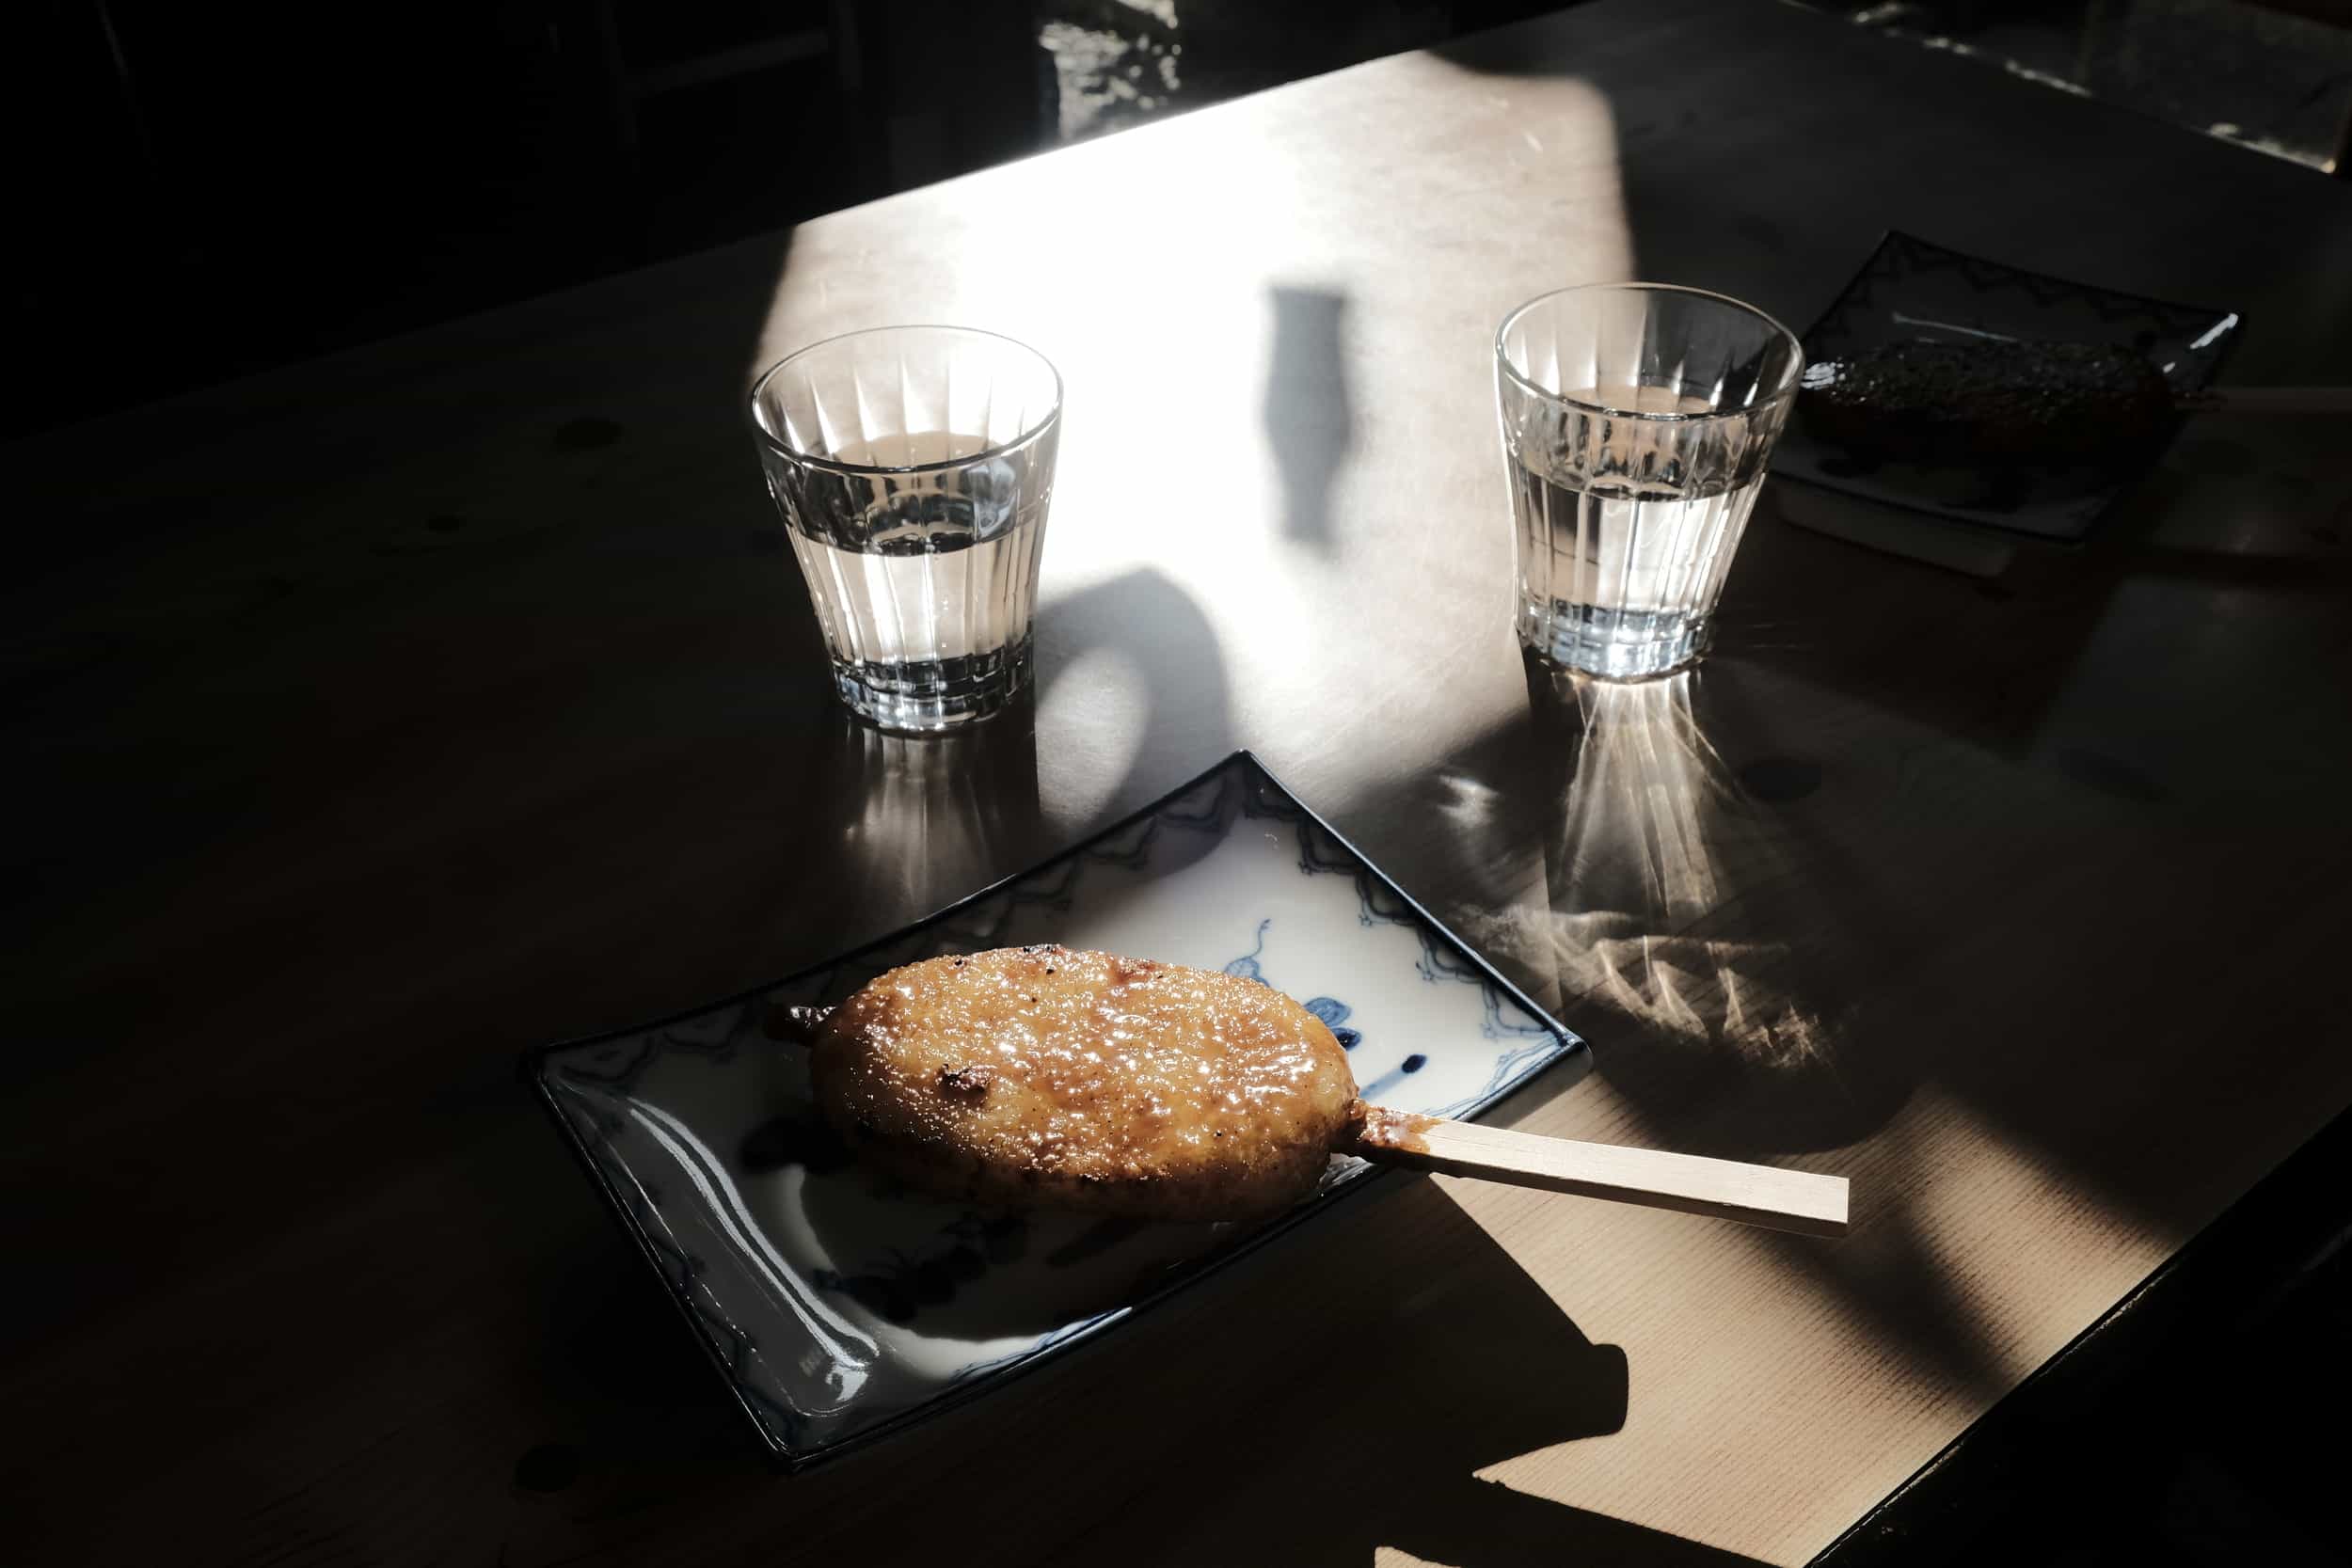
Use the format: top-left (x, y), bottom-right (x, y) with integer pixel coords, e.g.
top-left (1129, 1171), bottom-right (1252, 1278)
top-left (1496, 285), bottom-right (1803, 680)
top-left (751, 325), bottom-right (1062, 731)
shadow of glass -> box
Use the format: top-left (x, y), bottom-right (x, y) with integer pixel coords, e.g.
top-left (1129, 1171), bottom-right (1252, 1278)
top-left (775, 696), bottom-right (1056, 944)
top-left (1354, 658), bottom-right (2009, 1402)
top-left (1480, 658), bottom-right (1900, 1152)
top-left (1264, 285), bottom-right (1354, 553)
top-left (1033, 563), bottom-right (1238, 836)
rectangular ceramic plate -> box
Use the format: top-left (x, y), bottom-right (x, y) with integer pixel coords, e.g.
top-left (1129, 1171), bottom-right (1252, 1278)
top-left (1770, 230), bottom-right (2243, 543)
top-left (530, 752), bottom-right (1585, 1467)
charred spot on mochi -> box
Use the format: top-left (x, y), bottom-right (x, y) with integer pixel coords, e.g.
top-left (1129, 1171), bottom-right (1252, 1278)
top-left (938, 1064), bottom-right (995, 1096)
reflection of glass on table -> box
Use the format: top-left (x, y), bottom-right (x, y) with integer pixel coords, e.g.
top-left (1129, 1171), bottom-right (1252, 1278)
top-left (751, 325), bottom-right (1062, 731)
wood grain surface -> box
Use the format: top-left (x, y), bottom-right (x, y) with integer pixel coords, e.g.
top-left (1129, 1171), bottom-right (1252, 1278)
top-left (8, 1), bottom-right (2352, 1564)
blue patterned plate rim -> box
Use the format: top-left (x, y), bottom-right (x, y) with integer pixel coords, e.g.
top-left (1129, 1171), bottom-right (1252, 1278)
top-left (521, 749), bottom-right (1586, 1470)
top-left (1769, 229), bottom-right (2247, 543)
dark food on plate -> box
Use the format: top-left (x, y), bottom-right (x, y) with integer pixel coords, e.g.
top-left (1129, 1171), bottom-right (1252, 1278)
top-left (1800, 339), bottom-right (2174, 467)
top-left (790, 945), bottom-right (1359, 1221)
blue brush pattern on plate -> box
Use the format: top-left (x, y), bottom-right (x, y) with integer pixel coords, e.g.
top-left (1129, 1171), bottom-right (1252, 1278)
top-left (529, 751), bottom-right (1584, 1467)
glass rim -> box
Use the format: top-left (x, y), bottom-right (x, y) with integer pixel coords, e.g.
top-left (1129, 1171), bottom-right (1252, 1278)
top-left (747, 324), bottom-right (1065, 476)
top-left (1494, 283), bottom-right (1805, 422)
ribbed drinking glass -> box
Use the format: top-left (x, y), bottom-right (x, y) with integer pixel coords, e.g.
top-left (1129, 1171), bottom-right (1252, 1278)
top-left (1496, 285), bottom-right (1803, 679)
top-left (751, 325), bottom-right (1062, 731)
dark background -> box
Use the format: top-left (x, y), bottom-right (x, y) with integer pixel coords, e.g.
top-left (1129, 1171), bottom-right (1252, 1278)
top-left (7, 1), bottom-right (1555, 437)
top-left (12, 0), bottom-right (2347, 439)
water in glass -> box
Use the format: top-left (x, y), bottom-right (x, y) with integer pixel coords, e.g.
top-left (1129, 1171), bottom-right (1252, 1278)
top-left (781, 432), bottom-right (1050, 729)
top-left (752, 325), bottom-right (1060, 731)
top-left (1496, 287), bottom-right (1802, 681)
top-left (1509, 438), bottom-right (1765, 679)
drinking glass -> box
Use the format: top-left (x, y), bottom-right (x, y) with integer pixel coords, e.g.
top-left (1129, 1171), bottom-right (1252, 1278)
top-left (1496, 285), bottom-right (1803, 679)
top-left (751, 325), bottom-right (1062, 731)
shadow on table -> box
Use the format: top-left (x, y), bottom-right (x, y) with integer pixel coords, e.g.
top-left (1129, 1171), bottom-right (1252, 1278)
top-left (1264, 285), bottom-right (1355, 554)
top-left (974, 1174), bottom-right (1774, 1568)
top-left (1530, 664), bottom-right (2002, 1404)
top-left (1350, 655), bottom-right (2011, 1405)
top-left (522, 1172), bottom-right (1762, 1567)
top-left (1378, 1485), bottom-right (1772, 1568)
top-left (1034, 563), bottom-right (1240, 832)
top-left (1397, 436), bottom-right (2352, 1404)
top-left (1057, 1176), bottom-right (1769, 1568)
top-left (1467, 659), bottom-right (1912, 1153)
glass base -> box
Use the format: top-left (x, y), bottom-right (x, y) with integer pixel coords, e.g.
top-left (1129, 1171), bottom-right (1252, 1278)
top-left (1519, 604), bottom-right (1709, 681)
top-left (828, 638), bottom-right (1033, 733)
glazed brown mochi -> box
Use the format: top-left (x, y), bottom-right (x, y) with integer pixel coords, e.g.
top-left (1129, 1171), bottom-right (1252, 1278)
top-left (805, 945), bottom-right (1358, 1220)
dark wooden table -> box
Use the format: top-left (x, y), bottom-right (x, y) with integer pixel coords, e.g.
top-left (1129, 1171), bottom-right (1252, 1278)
top-left (10, 1), bottom-right (2351, 1561)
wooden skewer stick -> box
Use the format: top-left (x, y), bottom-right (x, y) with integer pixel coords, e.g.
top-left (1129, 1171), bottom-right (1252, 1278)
top-left (1347, 1104), bottom-right (1850, 1238)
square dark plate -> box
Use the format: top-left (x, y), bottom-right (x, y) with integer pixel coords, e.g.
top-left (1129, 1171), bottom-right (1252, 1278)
top-left (528, 752), bottom-right (1586, 1468)
top-left (1770, 230), bottom-right (2243, 543)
